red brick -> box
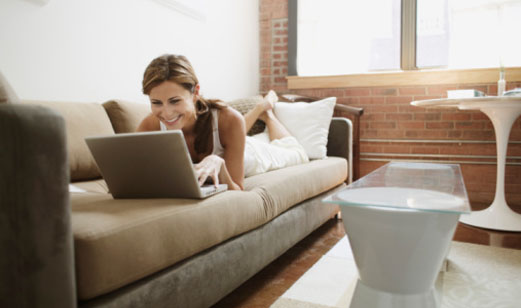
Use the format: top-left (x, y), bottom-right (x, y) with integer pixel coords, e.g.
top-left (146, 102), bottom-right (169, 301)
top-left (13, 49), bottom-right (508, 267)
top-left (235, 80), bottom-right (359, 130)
top-left (274, 29), bottom-right (288, 35)
top-left (386, 96), bottom-right (414, 104)
top-left (362, 113), bottom-right (386, 121)
top-left (337, 97), bottom-right (360, 105)
top-left (405, 130), bottom-right (448, 139)
top-left (411, 146), bottom-right (440, 154)
top-left (386, 113), bottom-right (413, 121)
top-left (319, 89), bottom-right (345, 98)
top-left (441, 113), bottom-right (471, 121)
top-left (358, 97), bottom-right (385, 105)
top-left (361, 129), bottom-right (378, 138)
top-left (261, 68), bottom-right (271, 75)
top-left (488, 85), bottom-right (498, 96)
top-left (448, 131), bottom-right (463, 138)
top-left (272, 61), bottom-right (287, 67)
top-left (462, 130), bottom-right (495, 140)
top-left (383, 145), bottom-right (411, 154)
top-left (398, 121), bottom-right (424, 129)
top-left (455, 122), bottom-right (484, 130)
top-left (426, 122), bottom-right (454, 129)
top-left (370, 122), bottom-right (396, 129)
top-left (272, 45), bottom-right (287, 52)
top-left (375, 130), bottom-right (405, 138)
top-left (427, 85), bottom-right (458, 96)
top-left (371, 88), bottom-right (397, 96)
top-left (274, 77), bottom-right (286, 84)
top-left (472, 113), bottom-right (489, 121)
top-left (399, 87), bottom-right (426, 95)
top-left (360, 144), bottom-right (384, 153)
top-left (363, 105), bottom-right (398, 113)
top-left (414, 113), bottom-right (441, 121)
top-left (399, 105), bottom-right (425, 113)
top-left (345, 88), bottom-right (371, 96)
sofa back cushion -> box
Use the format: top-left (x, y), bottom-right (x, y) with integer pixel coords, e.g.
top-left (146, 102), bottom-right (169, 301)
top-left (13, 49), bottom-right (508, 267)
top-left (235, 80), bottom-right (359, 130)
top-left (0, 71), bottom-right (20, 104)
top-left (23, 100), bottom-right (115, 181)
top-left (102, 100), bottom-right (151, 133)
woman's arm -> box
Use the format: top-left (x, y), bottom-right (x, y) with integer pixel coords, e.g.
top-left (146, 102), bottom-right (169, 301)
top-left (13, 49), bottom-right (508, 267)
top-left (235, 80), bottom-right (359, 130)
top-left (193, 107), bottom-right (245, 190)
top-left (218, 107), bottom-right (246, 190)
top-left (194, 107), bottom-right (245, 190)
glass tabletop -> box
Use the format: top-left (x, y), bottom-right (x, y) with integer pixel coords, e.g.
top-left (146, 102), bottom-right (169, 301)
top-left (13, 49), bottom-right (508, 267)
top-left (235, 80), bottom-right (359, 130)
top-left (323, 162), bottom-right (471, 214)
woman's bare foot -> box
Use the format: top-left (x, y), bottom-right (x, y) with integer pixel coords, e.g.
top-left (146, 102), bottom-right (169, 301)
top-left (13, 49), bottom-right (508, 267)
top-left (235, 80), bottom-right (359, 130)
top-left (265, 90), bottom-right (278, 108)
top-left (257, 90), bottom-right (277, 113)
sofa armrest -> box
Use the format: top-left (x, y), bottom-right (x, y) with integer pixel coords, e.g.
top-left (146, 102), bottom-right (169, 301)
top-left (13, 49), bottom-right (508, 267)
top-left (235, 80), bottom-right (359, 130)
top-left (327, 118), bottom-right (353, 184)
top-left (0, 104), bottom-right (76, 308)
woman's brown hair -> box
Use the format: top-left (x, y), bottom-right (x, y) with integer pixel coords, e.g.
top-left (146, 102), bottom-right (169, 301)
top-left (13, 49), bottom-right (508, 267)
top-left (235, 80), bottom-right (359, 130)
top-left (142, 54), bottom-right (225, 157)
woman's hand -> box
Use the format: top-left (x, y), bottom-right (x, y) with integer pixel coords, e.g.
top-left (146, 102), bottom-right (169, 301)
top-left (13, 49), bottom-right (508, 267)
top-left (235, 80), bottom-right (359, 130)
top-left (194, 154), bottom-right (225, 187)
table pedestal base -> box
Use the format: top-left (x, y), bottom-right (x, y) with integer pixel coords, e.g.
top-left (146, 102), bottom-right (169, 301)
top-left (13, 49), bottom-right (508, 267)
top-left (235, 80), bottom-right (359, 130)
top-left (350, 279), bottom-right (440, 308)
top-left (459, 200), bottom-right (521, 231)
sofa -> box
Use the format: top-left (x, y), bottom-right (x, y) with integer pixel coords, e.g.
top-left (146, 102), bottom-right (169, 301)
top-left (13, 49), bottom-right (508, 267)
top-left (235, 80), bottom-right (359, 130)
top-left (1, 81), bottom-right (361, 307)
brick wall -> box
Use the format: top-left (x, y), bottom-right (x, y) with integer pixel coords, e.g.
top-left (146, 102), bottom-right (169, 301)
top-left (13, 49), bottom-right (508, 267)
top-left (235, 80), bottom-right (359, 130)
top-left (260, 0), bottom-right (521, 209)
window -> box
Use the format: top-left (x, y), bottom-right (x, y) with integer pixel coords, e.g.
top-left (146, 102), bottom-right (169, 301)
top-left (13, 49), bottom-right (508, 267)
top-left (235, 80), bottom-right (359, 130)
top-left (295, 0), bottom-right (401, 76)
top-left (290, 0), bottom-right (521, 76)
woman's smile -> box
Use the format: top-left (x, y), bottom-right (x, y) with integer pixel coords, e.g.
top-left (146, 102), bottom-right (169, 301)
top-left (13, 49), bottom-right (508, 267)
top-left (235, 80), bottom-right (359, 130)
top-left (163, 114), bottom-right (183, 125)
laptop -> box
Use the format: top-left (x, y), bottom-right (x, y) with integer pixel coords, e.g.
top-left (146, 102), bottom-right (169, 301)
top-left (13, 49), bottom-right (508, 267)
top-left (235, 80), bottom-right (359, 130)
top-left (85, 130), bottom-right (227, 199)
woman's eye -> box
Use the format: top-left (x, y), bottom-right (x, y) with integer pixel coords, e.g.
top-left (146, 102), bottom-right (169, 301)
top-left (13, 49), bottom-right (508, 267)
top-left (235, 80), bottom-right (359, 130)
top-left (151, 101), bottom-right (162, 105)
top-left (169, 99), bottom-right (180, 105)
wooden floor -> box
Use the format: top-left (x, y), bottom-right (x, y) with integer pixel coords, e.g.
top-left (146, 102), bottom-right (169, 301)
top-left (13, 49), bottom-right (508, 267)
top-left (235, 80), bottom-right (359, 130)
top-left (213, 203), bottom-right (521, 308)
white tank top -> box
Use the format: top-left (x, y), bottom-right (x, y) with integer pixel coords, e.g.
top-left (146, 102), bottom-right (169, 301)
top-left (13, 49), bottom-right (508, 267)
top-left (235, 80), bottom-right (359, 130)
top-left (159, 109), bottom-right (224, 157)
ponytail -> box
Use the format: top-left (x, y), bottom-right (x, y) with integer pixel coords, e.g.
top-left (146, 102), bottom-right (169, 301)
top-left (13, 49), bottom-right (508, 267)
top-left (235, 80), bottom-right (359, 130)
top-left (193, 98), bottom-right (226, 156)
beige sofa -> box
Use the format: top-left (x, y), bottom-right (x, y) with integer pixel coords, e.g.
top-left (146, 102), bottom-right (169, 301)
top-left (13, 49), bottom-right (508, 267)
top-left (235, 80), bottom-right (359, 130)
top-left (1, 93), bottom-right (358, 308)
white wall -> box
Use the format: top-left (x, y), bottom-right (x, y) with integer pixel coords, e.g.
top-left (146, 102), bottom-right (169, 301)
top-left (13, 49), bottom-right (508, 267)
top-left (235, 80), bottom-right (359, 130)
top-left (0, 0), bottom-right (259, 103)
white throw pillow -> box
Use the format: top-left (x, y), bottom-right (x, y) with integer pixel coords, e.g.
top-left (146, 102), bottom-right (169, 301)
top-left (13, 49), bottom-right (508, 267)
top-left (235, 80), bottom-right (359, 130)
top-left (273, 97), bottom-right (336, 159)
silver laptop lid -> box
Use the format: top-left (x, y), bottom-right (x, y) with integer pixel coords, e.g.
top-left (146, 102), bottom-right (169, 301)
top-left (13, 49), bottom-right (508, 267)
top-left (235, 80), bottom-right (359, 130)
top-left (85, 130), bottom-right (226, 199)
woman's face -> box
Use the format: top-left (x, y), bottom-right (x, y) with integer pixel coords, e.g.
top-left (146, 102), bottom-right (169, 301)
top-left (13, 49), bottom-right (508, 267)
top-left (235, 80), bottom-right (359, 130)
top-left (149, 81), bottom-right (199, 131)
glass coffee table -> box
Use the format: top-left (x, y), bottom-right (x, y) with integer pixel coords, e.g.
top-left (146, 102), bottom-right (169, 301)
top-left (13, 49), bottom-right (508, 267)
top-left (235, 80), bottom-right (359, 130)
top-left (323, 162), bottom-right (470, 308)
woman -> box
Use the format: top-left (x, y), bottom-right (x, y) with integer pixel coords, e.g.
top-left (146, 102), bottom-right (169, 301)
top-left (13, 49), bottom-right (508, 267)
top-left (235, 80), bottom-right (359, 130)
top-left (137, 54), bottom-right (308, 190)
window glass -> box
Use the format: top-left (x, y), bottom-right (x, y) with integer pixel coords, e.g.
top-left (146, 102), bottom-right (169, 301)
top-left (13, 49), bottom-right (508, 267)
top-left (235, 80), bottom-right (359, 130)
top-left (417, 0), bottom-right (521, 69)
top-left (297, 0), bottom-right (401, 76)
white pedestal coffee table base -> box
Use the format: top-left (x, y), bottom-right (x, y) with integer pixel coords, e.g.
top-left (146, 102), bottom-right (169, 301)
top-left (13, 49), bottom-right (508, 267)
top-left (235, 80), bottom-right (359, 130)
top-left (340, 202), bottom-right (460, 308)
top-left (350, 279), bottom-right (440, 308)
top-left (412, 97), bottom-right (521, 232)
top-left (458, 101), bottom-right (521, 231)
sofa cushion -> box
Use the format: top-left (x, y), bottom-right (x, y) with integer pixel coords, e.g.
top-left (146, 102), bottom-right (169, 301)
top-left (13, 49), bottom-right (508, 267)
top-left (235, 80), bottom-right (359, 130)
top-left (23, 100), bottom-right (115, 181)
top-left (225, 95), bottom-right (266, 135)
top-left (71, 190), bottom-right (266, 300)
top-left (244, 157), bottom-right (347, 220)
top-left (0, 70), bottom-right (20, 104)
top-left (103, 100), bottom-right (151, 133)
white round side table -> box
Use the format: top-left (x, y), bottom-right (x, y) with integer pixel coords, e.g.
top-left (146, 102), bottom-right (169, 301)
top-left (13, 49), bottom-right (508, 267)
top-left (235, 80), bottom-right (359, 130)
top-left (411, 97), bottom-right (521, 232)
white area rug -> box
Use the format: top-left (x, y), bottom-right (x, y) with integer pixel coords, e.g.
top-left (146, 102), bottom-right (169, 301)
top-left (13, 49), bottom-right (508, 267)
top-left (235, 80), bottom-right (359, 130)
top-left (271, 237), bottom-right (521, 308)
